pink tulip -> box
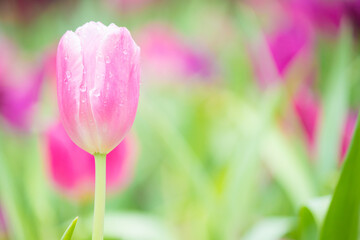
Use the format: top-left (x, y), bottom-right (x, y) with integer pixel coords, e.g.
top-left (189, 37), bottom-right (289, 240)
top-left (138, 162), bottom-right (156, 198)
top-left (45, 123), bottom-right (138, 200)
top-left (0, 34), bottom-right (45, 131)
top-left (139, 24), bottom-right (213, 80)
top-left (57, 22), bottom-right (140, 154)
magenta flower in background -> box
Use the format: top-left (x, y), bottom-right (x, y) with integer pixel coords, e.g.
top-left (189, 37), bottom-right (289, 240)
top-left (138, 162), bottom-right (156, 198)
top-left (267, 20), bottom-right (311, 78)
top-left (289, 0), bottom-right (360, 34)
top-left (45, 123), bottom-right (138, 200)
top-left (344, 0), bottom-right (360, 35)
top-left (139, 24), bottom-right (213, 80)
top-left (105, 0), bottom-right (153, 12)
top-left (0, 35), bottom-right (44, 131)
top-left (0, 69), bottom-right (44, 130)
top-left (289, 0), bottom-right (343, 33)
top-left (293, 86), bottom-right (357, 163)
top-left (57, 22), bottom-right (140, 154)
top-left (248, 0), bottom-right (313, 87)
top-left (293, 86), bottom-right (320, 153)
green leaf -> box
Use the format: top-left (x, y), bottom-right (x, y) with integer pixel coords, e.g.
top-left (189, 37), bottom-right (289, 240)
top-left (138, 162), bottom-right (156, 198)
top-left (262, 128), bottom-right (315, 208)
top-left (298, 196), bottom-right (330, 240)
top-left (61, 217), bottom-right (78, 240)
top-left (102, 212), bottom-right (175, 240)
top-left (316, 23), bottom-right (352, 181)
top-left (320, 114), bottom-right (360, 240)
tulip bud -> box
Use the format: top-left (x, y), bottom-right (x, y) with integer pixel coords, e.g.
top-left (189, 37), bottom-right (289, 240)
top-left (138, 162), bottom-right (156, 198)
top-left (57, 21), bottom-right (140, 154)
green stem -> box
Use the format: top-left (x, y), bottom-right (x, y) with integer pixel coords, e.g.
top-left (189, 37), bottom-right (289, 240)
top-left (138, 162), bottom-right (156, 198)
top-left (92, 153), bottom-right (106, 240)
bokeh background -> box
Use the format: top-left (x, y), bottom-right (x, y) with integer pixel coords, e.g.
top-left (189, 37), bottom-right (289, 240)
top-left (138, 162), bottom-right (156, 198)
top-left (0, 0), bottom-right (359, 239)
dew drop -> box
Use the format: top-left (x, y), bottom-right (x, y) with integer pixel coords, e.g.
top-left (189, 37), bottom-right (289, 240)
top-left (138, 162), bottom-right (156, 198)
top-left (96, 53), bottom-right (103, 61)
top-left (109, 71), bottom-right (113, 78)
top-left (66, 70), bottom-right (72, 79)
top-left (123, 50), bottom-right (128, 55)
top-left (96, 73), bottom-right (105, 80)
top-left (80, 85), bottom-right (86, 92)
top-left (83, 68), bottom-right (87, 75)
top-left (64, 54), bottom-right (69, 61)
top-left (81, 99), bottom-right (86, 103)
top-left (105, 56), bottom-right (111, 64)
top-left (90, 89), bottom-right (101, 98)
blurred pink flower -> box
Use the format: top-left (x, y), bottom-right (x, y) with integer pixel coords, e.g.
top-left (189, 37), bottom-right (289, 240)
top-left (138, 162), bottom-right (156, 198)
top-left (293, 86), bottom-right (320, 150)
top-left (293, 86), bottom-right (357, 162)
top-left (267, 20), bottom-right (311, 77)
top-left (45, 123), bottom-right (138, 201)
top-left (139, 24), bottom-right (213, 80)
top-left (289, 0), bottom-right (343, 32)
top-left (344, 0), bottom-right (360, 35)
top-left (105, 0), bottom-right (153, 12)
top-left (289, 0), bottom-right (360, 34)
top-left (0, 35), bottom-right (44, 131)
top-left (0, 69), bottom-right (44, 130)
top-left (248, 0), bottom-right (313, 87)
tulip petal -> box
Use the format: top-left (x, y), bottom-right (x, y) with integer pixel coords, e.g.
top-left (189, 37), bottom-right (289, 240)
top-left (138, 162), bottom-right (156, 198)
top-left (89, 26), bottom-right (140, 153)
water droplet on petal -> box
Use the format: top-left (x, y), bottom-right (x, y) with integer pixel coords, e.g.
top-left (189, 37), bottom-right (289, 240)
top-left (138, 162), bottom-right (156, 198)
top-left (97, 53), bottom-right (103, 62)
top-left (65, 54), bottom-right (69, 61)
top-left (90, 89), bottom-right (101, 98)
top-left (83, 68), bottom-right (87, 75)
top-left (105, 56), bottom-right (111, 64)
top-left (109, 71), bottom-right (113, 78)
top-left (66, 70), bottom-right (72, 79)
top-left (123, 50), bottom-right (128, 55)
top-left (80, 85), bottom-right (86, 92)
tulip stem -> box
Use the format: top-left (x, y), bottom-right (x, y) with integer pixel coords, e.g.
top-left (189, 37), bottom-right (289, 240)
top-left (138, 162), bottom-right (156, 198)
top-left (92, 153), bottom-right (107, 240)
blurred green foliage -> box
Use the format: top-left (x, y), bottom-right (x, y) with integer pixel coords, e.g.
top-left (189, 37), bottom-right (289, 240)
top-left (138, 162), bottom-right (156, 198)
top-left (0, 0), bottom-right (359, 239)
